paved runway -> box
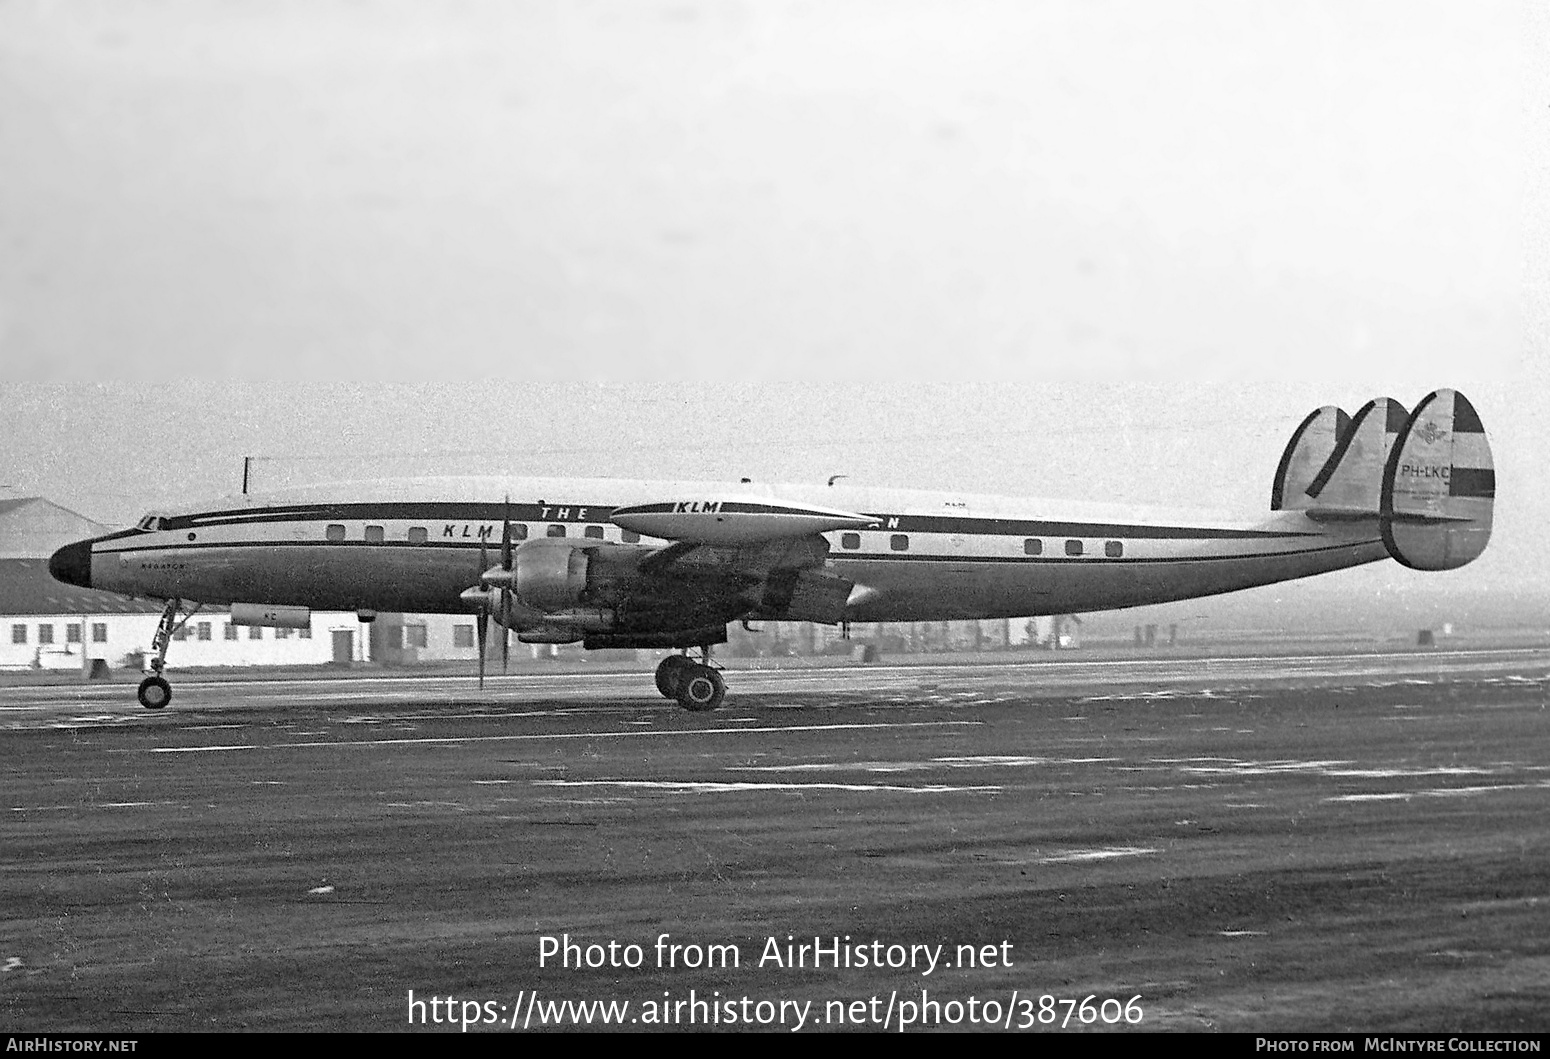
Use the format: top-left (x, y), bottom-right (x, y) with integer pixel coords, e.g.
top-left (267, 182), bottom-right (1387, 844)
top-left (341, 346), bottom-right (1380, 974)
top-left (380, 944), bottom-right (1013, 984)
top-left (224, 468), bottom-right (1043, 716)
top-left (3, 648), bottom-right (1548, 1032)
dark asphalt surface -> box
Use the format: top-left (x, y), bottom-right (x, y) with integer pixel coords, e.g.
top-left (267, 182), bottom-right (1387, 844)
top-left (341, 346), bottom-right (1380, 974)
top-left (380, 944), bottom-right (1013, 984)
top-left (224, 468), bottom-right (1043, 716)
top-left (3, 648), bottom-right (1547, 1032)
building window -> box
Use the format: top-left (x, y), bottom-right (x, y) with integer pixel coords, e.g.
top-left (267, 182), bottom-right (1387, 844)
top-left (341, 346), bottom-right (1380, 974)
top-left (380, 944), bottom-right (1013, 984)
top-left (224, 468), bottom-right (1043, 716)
top-left (276, 627), bottom-right (292, 639)
top-left (890, 534), bottom-right (909, 552)
top-left (841, 533), bottom-right (860, 550)
top-left (197, 622), bottom-right (211, 641)
top-left (12, 624), bottom-right (25, 645)
top-left (547, 525), bottom-right (566, 538)
top-left (224, 623), bottom-right (238, 640)
top-left (454, 624), bottom-right (475, 648)
top-left (298, 626), bottom-right (311, 639)
top-left (622, 530), bottom-right (640, 544)
top-left (92, 623), bottom-right (107, 643)
top-left (405, 624), bottom-right (428, 649)
top-left (408, 526), bottom-right (428, 544)
top-left (584, 525), bottom-right (605, 540)
top-left (326, 524), bottom-right (346, 541)
top-left (1105, 540), bottom-right (1123, 558)
top-left (364, 525), bottom-right (384, 543)
top-left (1023, 538), bottom-right (1043, 556)
top-left (38, 625), bottom-right (53, 645)
top-left (1065, 539), bottom-right (1084, 557)
top-left (248, 626), bottom-right (263, 640)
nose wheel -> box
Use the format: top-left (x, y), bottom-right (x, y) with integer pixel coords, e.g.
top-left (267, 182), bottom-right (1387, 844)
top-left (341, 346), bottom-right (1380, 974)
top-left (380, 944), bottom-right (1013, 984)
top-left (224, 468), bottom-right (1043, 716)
top-left (137, 675), bottom-right (172, 710)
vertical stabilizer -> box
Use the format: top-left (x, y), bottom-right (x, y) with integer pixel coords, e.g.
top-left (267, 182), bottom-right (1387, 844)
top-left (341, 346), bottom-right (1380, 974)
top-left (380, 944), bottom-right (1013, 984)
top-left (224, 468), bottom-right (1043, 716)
top-left (1380, 390), bottom-right (1494, 570)
top-left (1303, 397), bottom-right (1407, 516)
top-left (1271, 406), bottom-right (1350, 510)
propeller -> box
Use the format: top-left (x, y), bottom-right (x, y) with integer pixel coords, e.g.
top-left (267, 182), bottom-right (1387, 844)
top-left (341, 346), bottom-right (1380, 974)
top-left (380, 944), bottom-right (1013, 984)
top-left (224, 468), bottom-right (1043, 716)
top-left (476, 533), bottom-right (489, 689)
top-left (500, 498), bottom-right (514, 673)
top-left (459, 498), bottom-right (520, 688)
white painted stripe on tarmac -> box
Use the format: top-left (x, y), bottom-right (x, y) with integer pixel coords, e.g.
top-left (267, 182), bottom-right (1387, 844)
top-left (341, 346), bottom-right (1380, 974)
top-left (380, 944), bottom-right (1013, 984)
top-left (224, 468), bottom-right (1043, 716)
top-left (533, 779), bottom-right (1000, 794)
top-left (134, 719), bottom-right (983, 753)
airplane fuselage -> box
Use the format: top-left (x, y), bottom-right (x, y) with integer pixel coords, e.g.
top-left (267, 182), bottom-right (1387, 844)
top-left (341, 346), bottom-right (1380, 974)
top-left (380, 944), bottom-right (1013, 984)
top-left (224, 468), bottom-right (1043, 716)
top-left (61, 476), bottom-right (1389, 625)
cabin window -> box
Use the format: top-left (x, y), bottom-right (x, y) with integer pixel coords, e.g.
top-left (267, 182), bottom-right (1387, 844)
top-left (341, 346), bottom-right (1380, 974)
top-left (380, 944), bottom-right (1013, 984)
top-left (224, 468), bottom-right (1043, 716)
top-left (12, 624), bottom-right (26, 644)
top-left (513, 524), bottom-right (529, 540)
top-left (1065, 539), bottom-right (1084, 557)
top-left (38, 624), bottom-right (53, 645)
top-left (224, 623), bottom-right (238, 640)
top-left (171, 626), bottom-right (187, 642)
top-left (1024, 538), bottom-right (1042, 556)
top-left (364, 525), bottom-right (384, 543)
top-left (298, 626), bottom-right (311, 639)
top-left (622, 530), bottom-right (640, 544)
top-left (326, 524), bottom-right (346, 542)
top-left (405, 624), bottom-right (428, 648)
top-left (92, 623), bottom-right (107, 643)
top-left (584, 525), bottom-right (605, 540)
top-left (196, 622), bottom-right (211, 641)
top-left (407, 526), bottom-right (428, 544)
top-left (276, 627), bottom-right (292, 639)
top-left (890, 534), bottom-right (910, 552)
top-left (66, 625), bottom-right (81, 644)
top-left (248, 626), bottom-right (263, 640)
top-left (547, 525), bottom-right (566, 538)
top-left (841, 532), bottom-right (861, 550)
top-left (1106, 540), bottom-right (1123, 558)
top-left (454, 625), bottom-right (475, 648)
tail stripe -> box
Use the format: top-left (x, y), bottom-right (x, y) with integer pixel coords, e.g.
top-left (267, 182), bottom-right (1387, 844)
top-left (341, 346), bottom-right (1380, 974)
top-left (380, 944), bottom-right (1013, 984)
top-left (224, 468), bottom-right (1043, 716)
top-left (1380, 389), bottom-right (1493, 570)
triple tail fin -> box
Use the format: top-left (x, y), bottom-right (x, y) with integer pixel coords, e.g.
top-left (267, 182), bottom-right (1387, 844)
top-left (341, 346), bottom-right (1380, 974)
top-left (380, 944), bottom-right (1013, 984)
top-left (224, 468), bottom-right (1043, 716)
top-left (1301, 397), bottom-right (1408, 517)
top-left (1271, 406), bottom-right (1350, 510)
top-left (1380, 389), bottom-right (1494, 570)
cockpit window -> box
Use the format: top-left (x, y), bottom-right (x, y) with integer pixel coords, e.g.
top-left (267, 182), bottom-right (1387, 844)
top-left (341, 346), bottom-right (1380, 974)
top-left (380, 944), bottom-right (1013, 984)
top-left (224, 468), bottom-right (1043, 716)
top-left (136, 513), bottom-right (170, 531)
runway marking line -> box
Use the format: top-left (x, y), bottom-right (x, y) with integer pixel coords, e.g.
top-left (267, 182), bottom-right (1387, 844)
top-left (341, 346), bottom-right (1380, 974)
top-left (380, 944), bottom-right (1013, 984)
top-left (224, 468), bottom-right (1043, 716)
top-left (131, 719), bottom-right (983, 754)
top-left (532, 779), bottom-right (1001, 795)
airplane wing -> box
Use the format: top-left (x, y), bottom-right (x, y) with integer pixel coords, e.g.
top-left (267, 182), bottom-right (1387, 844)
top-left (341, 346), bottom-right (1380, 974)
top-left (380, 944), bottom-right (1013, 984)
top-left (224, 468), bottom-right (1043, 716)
top-left (614, 496), bottom-right (873, 625)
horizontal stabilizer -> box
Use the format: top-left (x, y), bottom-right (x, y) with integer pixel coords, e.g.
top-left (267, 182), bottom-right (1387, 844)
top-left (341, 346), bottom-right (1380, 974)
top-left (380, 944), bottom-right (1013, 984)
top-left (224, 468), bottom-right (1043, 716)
top-left (1302, 397), bottom-right (1407, 516)
top-left (1271, 405), bottom-right (1350, 511)
top-left (1380, 389), bottom-right (1494, 570)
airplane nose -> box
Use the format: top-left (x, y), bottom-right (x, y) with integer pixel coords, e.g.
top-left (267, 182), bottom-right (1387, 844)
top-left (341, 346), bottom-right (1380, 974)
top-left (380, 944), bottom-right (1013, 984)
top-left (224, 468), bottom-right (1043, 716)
top-left (48, 540), bottom-right (93, 589)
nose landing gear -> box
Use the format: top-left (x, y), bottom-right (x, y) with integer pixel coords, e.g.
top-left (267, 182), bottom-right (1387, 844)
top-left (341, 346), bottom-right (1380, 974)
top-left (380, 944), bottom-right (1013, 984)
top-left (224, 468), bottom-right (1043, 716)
top-left (136, 598), bottom-right (199, 710)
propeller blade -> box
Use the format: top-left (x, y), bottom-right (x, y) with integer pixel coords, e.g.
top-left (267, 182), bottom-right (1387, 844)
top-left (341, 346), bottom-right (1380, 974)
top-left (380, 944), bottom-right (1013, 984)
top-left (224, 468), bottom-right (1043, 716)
top-left (476, 606), bottom-right (488, 689)
top-left (501, 496), bottom-right (514, 572)
top-left (501, 610), bottom-right (511, 673)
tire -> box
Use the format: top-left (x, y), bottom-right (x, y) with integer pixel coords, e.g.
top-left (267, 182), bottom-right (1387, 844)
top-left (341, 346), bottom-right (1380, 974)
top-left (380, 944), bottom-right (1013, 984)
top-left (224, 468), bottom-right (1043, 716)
top-left (654, 655), bottom-right (694, 699)
top-left (676, 665), bottom-right (725, 712)
top-left (137, 676), bottom-right (172, 710)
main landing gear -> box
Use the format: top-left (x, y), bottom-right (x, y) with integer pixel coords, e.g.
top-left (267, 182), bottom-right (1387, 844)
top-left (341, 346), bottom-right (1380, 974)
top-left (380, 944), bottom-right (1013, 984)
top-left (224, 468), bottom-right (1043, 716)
top-left (137, 598), bottom-right (199, 710)
top-left (654, 648), bottom-right (725, 712)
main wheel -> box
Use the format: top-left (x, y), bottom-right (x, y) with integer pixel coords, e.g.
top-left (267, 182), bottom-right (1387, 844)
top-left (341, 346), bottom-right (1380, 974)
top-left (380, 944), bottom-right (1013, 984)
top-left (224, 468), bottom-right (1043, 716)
top-left (137, 676), bottom-right (172, 710)
top-left (654, 655), bottom-right (695, 699)
top-left (675, 665), bottom-right (725, 712)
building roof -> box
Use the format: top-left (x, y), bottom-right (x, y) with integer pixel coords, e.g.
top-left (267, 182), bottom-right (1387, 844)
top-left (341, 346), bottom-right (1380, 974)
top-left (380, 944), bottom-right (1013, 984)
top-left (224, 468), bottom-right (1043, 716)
top-left (0, 559), bottom-right (166, 616)
top-left (0, 497), bottom-right (118, 560)
top-left (0, 498), bottom-right (42, 518)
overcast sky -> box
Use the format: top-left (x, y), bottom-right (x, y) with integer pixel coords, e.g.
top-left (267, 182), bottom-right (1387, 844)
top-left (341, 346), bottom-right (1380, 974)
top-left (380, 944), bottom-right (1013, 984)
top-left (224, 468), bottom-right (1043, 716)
top-left (1, 2), bottom-right (1544, 601)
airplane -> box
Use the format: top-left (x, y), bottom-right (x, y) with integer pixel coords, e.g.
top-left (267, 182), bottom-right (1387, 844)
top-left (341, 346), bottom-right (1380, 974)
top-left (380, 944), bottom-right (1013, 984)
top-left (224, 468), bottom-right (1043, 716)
top-left (47, 388), bottom-right (1494, 712)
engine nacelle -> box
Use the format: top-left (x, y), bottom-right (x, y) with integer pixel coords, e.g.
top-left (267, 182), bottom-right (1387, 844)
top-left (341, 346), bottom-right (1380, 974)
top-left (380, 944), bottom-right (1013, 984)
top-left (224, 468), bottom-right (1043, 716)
top-left (513, 538), bottom-right (591, 612)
